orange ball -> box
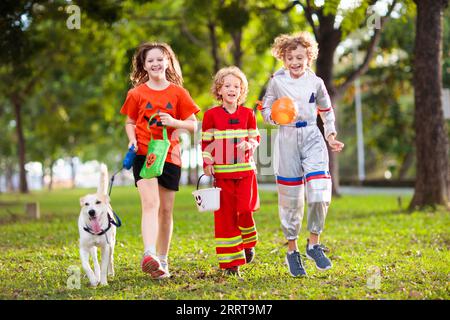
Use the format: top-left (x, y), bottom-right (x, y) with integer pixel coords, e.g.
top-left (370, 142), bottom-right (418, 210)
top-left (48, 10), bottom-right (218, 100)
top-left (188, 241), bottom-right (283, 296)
top-left (271, 96), bottom-right (297, 124)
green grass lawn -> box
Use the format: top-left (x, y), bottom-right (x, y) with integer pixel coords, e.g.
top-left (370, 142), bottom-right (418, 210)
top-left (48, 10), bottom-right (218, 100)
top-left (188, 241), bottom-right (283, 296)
top-left (0, 186), bottom-right (449, 300)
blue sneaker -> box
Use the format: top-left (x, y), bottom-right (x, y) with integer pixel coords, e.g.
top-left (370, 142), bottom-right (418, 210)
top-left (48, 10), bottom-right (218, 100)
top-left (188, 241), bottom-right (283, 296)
top-left (305, 240), bottom-right (332, 271)
top-left (285, 251), bottom-right (307, 277)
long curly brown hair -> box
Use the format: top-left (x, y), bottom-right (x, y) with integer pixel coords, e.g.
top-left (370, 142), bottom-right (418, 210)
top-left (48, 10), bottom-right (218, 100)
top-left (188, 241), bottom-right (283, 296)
top-left (130, 42), bottom-right (183, 87)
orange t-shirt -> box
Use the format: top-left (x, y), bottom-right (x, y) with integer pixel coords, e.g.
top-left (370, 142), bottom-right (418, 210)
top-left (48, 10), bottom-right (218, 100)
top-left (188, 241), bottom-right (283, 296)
top-left (120, 83), bottom-right (200, 167)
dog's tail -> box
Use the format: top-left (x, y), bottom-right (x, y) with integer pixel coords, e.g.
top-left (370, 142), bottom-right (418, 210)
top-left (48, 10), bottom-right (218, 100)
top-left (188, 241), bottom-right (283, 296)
top-left (97, 163), bottom-right (109, 196)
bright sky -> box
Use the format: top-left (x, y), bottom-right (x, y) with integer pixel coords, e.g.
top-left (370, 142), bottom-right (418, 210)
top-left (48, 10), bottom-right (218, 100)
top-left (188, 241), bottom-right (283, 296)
top-left (297, 0), bottom-right (394, 16)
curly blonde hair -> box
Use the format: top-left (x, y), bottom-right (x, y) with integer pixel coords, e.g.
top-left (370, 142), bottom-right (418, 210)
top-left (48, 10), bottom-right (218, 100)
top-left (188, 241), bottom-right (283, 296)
top-left (130, 42), bottom-right (183, 87)
top-left (211, 66), bottom-right (248, 105)
top-left (271, 32), bottom-right (318, 67)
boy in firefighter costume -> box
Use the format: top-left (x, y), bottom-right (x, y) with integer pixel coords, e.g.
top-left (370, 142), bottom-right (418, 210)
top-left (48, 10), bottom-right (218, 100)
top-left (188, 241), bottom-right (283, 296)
top-left (202, 66), bottom-right (260, 277)
top-left (261, 32), bottom-right (344, 277)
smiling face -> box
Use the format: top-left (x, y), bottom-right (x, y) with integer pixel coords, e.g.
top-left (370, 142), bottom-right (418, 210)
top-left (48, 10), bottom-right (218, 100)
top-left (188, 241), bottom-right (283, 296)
top-left (80, 193), bottom-right (109, 233)
top-left (195, 195), bottom-right (202, 206)
top-left (218, 74), bottom-right (241, 107)
top-left (143, 48), bottom-right (168, 80)
top-left (283, 45), bottom-right (309, 79)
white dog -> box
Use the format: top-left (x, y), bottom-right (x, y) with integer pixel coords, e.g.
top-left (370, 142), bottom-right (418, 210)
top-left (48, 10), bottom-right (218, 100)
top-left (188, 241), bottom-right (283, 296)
top-left (78, 163), bottom-right (117, 287)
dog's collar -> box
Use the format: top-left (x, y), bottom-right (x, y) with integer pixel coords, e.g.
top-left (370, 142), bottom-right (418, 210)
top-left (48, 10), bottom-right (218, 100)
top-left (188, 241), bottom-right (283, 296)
top-left (83, 211), bottom-right (121, 236)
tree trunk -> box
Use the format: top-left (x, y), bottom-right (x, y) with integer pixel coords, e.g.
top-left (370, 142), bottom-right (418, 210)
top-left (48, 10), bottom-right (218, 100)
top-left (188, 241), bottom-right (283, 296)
top-left (410, 0), bottom-right (449, 210)
top-left (315, 15), bottom-right (342, 196)
top-left (231, 30), bottom-right (243, 68)
top-left (398, 150), bottom-right (414, 180)
top-left (70, 157), bottom-right (76, 188)
top-left (5, 162), bottom-right (15, 192)
top-left (11, 94), bottom-right (28, 193)
top-left (41, 164), bottom-right (45, 190)
top-left (208, 20), bottom-right (221, 73)
top-left (187, 140), bottom-right (197, 186)
top-left (48, 160), bottom-right (55, 191)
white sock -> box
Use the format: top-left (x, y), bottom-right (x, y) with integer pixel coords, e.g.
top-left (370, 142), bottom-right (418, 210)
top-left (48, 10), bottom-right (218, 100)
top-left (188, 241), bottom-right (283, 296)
top-left (157, 254), bottom-right (168, 264)
top-left (287, 250), bottom-right (297, 255)
top-left (308, 243), bottom-right (318, 250)
top-left (144, 245), bottom-right (156, 256)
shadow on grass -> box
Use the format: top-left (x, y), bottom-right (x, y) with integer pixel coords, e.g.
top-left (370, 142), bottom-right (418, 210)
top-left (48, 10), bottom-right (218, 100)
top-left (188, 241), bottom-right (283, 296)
top-left (333, 208), bottom-right (413, 222)
top-left (0, 210), bottom-right (71, 225)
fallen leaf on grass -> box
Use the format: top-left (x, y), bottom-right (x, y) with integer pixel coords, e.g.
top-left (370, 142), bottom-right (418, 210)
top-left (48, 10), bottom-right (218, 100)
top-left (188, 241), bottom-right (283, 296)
top-left (404, 250), bottom-right (413, 256)
top-left (409, 290), bottom-right (423, 298)
top-left (182, 284), bottom-right (198, 291)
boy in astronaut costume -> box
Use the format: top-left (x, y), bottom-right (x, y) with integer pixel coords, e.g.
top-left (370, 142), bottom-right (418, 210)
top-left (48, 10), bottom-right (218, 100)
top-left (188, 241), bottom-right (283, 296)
top-left (261, 32), bottom-right (344, 277)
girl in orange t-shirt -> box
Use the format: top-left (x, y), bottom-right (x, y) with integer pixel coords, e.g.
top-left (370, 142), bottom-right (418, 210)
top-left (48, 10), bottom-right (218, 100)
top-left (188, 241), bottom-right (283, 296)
top-left (120, 42), bottom-right (200, 279)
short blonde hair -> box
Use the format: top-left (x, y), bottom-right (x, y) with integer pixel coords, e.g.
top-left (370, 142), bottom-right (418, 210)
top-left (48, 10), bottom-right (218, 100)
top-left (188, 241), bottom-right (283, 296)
top-left (211, 66), bottom-right (248, 105)
top-left (271, 32), bottom-right (318, 67)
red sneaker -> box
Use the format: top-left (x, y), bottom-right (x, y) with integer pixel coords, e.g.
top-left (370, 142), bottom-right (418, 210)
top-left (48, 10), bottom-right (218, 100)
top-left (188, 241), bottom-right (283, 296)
top-left (141, 253), bottom-right (166, 278)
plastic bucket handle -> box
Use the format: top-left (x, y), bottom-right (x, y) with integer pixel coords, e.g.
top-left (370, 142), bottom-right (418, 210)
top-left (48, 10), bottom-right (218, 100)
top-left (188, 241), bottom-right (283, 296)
top-left (196, 174), bottom-right (216, 190)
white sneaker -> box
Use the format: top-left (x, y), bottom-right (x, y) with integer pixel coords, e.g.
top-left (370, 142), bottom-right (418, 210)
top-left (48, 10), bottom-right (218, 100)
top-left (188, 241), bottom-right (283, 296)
top-left (154, 261), bottom-right (171, 279)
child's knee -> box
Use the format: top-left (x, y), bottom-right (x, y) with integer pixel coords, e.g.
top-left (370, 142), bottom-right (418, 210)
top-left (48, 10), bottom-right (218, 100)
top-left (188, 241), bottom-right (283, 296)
top-left (159, 206), bottom-right (173, 220)
top-left (306, 177), bottom-right (331, 203)
top-left (141, 196), bottom-right (160, 211)
top-left (278, 184), bottom-right (305, 209)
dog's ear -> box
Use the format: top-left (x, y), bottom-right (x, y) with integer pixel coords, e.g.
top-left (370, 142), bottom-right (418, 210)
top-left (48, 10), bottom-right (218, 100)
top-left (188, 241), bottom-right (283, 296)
top-left (97, 194), bottom-right (110, 204)
top-left (79, 196), bottom-right (86, 207)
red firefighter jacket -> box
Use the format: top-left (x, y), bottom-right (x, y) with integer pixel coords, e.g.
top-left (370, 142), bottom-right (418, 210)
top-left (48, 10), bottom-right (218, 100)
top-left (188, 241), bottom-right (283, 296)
top-left (201, 106), bottom-right (260, 179)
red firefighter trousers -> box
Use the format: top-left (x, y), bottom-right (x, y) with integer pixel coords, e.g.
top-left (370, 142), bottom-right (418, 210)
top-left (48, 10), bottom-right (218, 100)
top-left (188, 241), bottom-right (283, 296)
top-left (214, 173), bottom-right (259, 269)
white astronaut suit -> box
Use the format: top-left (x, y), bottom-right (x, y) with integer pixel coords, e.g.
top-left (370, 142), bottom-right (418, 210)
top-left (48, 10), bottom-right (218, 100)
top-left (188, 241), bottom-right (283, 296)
top-left (261, 68), bottom-right (336, 240)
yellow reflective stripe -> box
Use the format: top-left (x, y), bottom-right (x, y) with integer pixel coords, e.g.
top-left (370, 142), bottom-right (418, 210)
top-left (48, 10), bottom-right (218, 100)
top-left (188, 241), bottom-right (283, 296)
top-left (216, 235), bottom-right (242, 243)
top-left (216, 235), bottom-right (242, 242)
top-left (217, 251), bottom-right (245, 263)
top-left (202, 151), bottom-right (214, 161)
top-left (216, 236), bottom-right (243, 248)
top-left (243, 235), bottom-right (258, 244)
top-left (216, 241), bottom-right (243, 248)
top-left (201, 131), bottom-right (214, 141)
top-left (239, 225), bottom-right (256, 235)
top-left (248, 129), bottom-right (260, 137)
top-left (214, 129), bottom-right (249, 139)
top-left (214, 163), bottom-right (256, 173)
top-left (216, 235), bottom-right (243, 248)
top-left (214, 167), bottom-right (255, 173)
top-left (203, 129), bottom-right (259, 140)
top-left (214, 129), bottom-right (248, 135)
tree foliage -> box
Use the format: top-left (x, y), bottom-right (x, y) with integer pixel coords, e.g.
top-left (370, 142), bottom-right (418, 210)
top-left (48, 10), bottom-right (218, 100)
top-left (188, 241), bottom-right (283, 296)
top-left (0, 0), bottom-right (448, 197)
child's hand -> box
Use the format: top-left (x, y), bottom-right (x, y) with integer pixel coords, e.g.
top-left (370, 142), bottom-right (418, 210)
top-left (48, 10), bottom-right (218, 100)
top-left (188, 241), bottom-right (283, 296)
top-left (159, 112), bottom-right (177, 127)
top-left (204, 165), bottom-right (215, 176)
top-left (237, 140), bottom-right (252, 151)
top-left (237, 139), bottom-right (259, 155)
top-left (236, 140), bottom-right (252, 151)
top-left (327, 135), bottom-right (344, 152)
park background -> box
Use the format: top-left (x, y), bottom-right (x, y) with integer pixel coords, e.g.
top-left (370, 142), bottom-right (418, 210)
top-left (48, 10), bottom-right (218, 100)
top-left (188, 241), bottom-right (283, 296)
top-left (0, 0), bottom-right (449, 300)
